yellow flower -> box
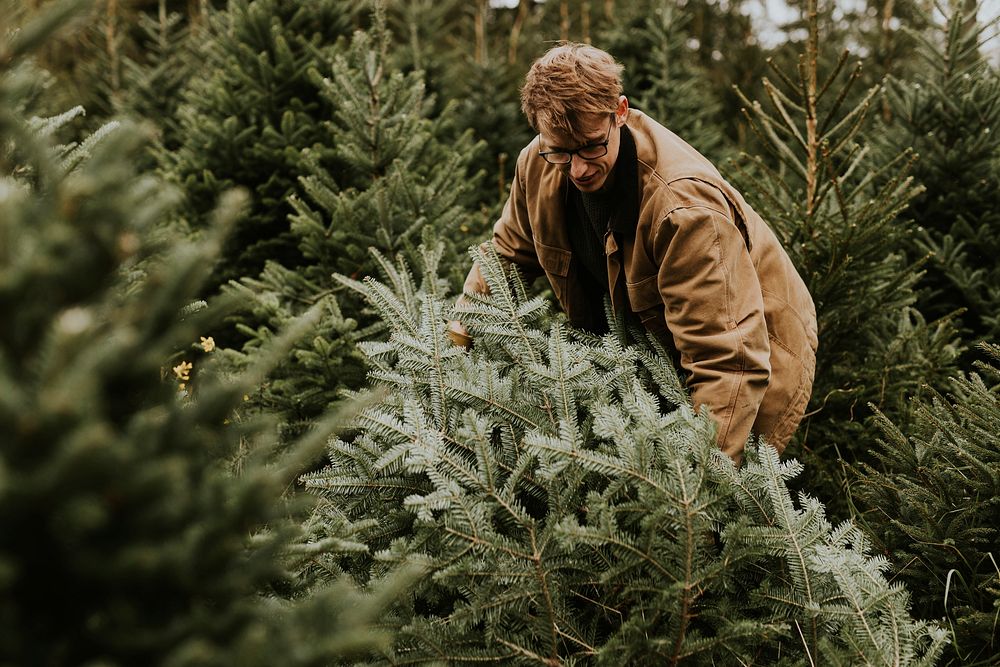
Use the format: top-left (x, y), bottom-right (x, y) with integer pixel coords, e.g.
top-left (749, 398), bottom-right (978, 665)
top-left (173, 361), bottom-right (193, 382)
top-left (199, 336), bottom-right (216, 353)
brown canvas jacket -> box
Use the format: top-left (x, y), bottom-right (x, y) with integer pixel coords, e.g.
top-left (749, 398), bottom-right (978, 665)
top-left (462, 109), bottom-right (818, 460)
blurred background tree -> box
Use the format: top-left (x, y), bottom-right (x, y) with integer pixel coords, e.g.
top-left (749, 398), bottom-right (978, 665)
top-left (0, 2), bottom-right (413, 664)
top-left (159, 0), bottom-right (363, 291)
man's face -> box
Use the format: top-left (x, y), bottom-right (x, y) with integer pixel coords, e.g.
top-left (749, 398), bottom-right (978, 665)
top-left (540, 99), bottom-right (628, 193)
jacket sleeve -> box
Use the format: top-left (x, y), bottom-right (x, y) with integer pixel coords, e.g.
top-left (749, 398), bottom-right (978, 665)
top-left (463, 148), bottom-right (543, 296)
top-left (651, 187), bottom-right (771, 460)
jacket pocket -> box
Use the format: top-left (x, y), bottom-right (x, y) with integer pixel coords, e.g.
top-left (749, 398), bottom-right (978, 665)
top-left (625, 274), bottom-right (658, 310)
top-left (761, 288), bottom-right (818, 358)
top-left (626, 274), bottom-right (668, 335)
top-left (536, 241), bottom-right (571, 277)
top-left (536, 241), bottom-right (571, 308)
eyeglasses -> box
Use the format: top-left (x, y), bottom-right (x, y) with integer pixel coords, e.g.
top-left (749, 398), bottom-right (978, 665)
top-left (538, 114), bottom-right (615, 165)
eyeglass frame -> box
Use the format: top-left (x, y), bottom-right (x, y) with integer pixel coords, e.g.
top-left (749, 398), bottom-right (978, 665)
top-left (538, 113), bottom-right (616, 165)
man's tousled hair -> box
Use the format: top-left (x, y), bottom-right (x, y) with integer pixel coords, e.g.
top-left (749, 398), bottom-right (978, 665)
top-left (520, 43), bottom-right (624, 137)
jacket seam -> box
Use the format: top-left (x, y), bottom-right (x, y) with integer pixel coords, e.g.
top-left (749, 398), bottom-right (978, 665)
top-left (650, 203), bottom-right (735, 254)
top-left (641, 168), bottom-right (732, 215)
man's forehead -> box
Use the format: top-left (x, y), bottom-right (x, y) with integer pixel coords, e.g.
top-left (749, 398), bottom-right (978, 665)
top-left (541, 113), bottom-right (608, 146)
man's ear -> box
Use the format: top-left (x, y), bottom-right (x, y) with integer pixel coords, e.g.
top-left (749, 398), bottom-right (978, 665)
top-left (616, 95), bottom-right (630, 125)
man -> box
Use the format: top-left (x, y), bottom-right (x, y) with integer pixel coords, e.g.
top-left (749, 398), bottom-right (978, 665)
top-left (451, 44), bottom-right (817, 462)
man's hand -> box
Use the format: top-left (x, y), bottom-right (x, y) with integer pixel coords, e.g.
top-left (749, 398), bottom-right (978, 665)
top-left (447, 320), bottom-right (472, 349)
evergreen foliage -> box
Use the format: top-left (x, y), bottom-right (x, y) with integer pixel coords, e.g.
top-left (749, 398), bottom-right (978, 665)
top-left (0, 5), bottom-right (408, 663)
top-left (875, 2), bottom-right (1000, 346)
top-left (21, 103), bottom-right (121, 177)
top-left (7, 1), bottom-right (210, 158)
top-left (302, 242), bottom-right (946, 665)
top-left (447, 55), bottom-right (533, 215)
top-left (384, 0), bottom-right (466, 87)
top-left (405, 1), bottom-right (535, 214)
top-left (71, 0), bottom-right (131, 121)
top-left (855, 342), bottom-right (1000, 665)
top-left (119, 0), bottom-right (199, 155)
top-left (18, 0), bottom-right (125, 125)
top-left (289, 17), bottom-right (483, 287)
top-left (657, 0), bottom-right (767, 148)
top-left (218, 261), bottom-right (368, 442)
top-left (14, 0), bottom-right (1000, 662)
top-left (731, 0), bottom-right (961, 512)
top-left (162, 0), bottom-right (361, 289)
top-left (219, 12), bottom-right (483, 436)
top-left (2, 1), bottom-right (74, 123)
top-left (842, 0), bottom-right (931, 90)
top-left (17, 0), bottom-right (204, 130)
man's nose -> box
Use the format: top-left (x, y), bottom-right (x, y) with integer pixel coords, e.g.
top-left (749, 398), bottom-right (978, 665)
top-left (569, 154), bottom-right (589, 178)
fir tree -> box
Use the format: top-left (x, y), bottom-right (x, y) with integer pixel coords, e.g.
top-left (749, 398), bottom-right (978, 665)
top-left (447, 55), bottom-right (533, 216)
top-left (730, 0), bottom-right (961, 513)
top-left (661, 0), bottom-right (766, 149)
top-left (301, 241), bottom-right (947, 665)
top-left (289, 15), bottom-right (483, 288)
top-left (161, 0), bottom-right (361, 289)
top-left (19, 0), bottom-right (128, 126)
top-left (218, 11), bottom-right (483, 437)
top-left (8, 1), bottom-right (216, 146)
top-left (384, 0), bottom-right (466, 88)
top-left (2, 1), bottom-right (73, 122)
top-left (408, 0), bottom-right (536, 214)
top-left (119, 0), bottom-right (199, 156)
top-left (875, 1), bottom-right (1000, 346)
top-left (218, 261), bottom-right (368, 442)
top-left (158, 0), bottom-right (366, 441)
top-left (0, 5), bottom-right (407, 663)
top-left (854, 342), bottom-right (1000, 665)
